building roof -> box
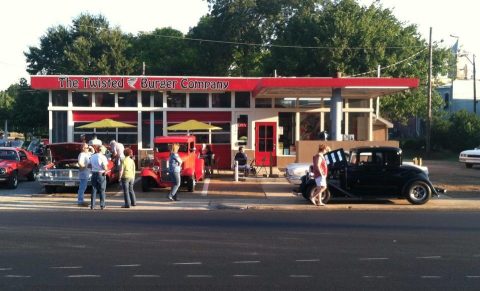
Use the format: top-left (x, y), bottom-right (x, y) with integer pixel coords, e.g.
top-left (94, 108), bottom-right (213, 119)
top-left (30, 75), bottom-right (419, 99)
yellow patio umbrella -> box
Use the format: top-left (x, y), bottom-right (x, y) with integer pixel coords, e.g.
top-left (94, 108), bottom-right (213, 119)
top-left (166, 120), bottom-right (222, 132)
top-left (76, 118), bottom-right (135, 141)
top-left (77, 118), bottom-right (136, 129)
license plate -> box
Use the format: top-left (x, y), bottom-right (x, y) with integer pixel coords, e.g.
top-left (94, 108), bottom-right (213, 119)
top-left (65, 181), bottom-right (76, 187)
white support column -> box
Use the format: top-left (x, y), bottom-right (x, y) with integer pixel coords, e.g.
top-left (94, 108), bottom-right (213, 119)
top-left (67, 91), bottom-right (73, 142)
top-left (331, 88), bottom-right (343, 141)
top-left (162, 92), bottom-right (167, 136)
top-left (137, 111), bottom-right (142, 149)
top-left (48, 91), bottom-right (53, 143)
top-left (344, 99), bottom-right (349, 135)
top-left (368, 99), bottom-right (373, 141)
top-left (320, 112), bottom-right (324, 132)
top-left (295, 112), bottom-right (300, 142)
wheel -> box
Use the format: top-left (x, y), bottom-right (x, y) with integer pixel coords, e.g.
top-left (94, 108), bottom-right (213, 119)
top-left (27, 166), bottom-right (38, 181)
top-left (45, 185), bottom-right (56, 194)
top-left (405, 181), bottom-right (431, 205)
top-left (8, 172), bottom-right (18, 189)
top-left (142, 178), bottom-right (151, 192)
top-left (466, 163), bottom-right (473, 168)
top-left (305, 183), bottom-right (331, 204)
top-left (187, 176), bottom-right (195, 192)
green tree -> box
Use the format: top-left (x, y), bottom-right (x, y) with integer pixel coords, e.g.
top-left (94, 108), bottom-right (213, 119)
top-left (9, 79), bottom-right (48, 135)
top-left (132, 28), bottom-right (197, 75)
top-left (25, 13), bottom-right (138, 75)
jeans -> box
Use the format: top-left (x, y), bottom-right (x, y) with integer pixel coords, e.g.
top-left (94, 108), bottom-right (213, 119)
top-left (169, 171), bottom-right (181, 198)
top-left (77, 178), bottom-right (88, 204)
top-left (91, 172), bottom-right (106, 209)
top-left (121, 178), bottom-right (136, 206)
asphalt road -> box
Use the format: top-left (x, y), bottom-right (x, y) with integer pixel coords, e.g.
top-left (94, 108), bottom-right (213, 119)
top-left (0, 210), bottom-right (479, 290)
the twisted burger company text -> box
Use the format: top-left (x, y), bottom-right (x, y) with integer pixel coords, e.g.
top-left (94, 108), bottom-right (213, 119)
top-left (58, 77), bottom-right (230, 90)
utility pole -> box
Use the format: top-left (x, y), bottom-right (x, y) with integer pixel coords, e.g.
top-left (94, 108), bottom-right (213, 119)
top-left (426, 27), bottom-right (433, 155)
top-left (473, 54), bottom-right (477, 114)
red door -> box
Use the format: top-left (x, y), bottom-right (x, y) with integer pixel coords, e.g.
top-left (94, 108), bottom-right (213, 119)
top-left (255, 122), bottom-right (276, 167)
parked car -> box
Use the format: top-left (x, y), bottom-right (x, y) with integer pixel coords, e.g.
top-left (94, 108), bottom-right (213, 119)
top-left (459, 146), bottom-right (480, 168)
top-left (37, 142), bottom-right (119, 193)
top-left (299, 147), bottom-right (445, 205)
top-left (287, 151), bottom-right (428, 185)
top-left (285, 163), bottom-right (311, 185)
top-left (0, 147), bottom-right (39, 188)
top-left (141, 135), bottom-right (204, 192)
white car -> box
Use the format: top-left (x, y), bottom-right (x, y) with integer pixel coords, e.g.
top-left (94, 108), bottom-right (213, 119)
top-left (459, 147), bottom-right (480, 168)
top-left (285, 163), bottom-right (311, 185)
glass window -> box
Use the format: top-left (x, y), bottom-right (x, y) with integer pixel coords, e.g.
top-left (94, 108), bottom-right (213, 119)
top-left (211, 122), bottom-right (230, 144)
top-left (278, 112), bottom-right (295, 155)
top-left (52, 90), bottom-right (68, 106)
top-left (142, 91), bottom-right (151, 107)
top-left (167, 92), bottom-right (186, 107)
top-left (300, 113), bottom-right (320, 140)
top-left (194, 134), bottom-right (209, 144)
top-left (95, 92), bottom-right (115, 107)
top-left (212, 92), bottom-right (231, 108)
top-left (52, 111), bottom-right (67, 142)
top-left (117, 134), bottom-right (137, 145)
top-left (298, 98), bottom-right (321, 108)
top-left (235, 91), bottom-right (250, 108)
top-left (190, 93), bottom-right (209, 108)
top-left (142, 112), bottom-right (151, 148)
top-left (154, 112), bottom-right (163, 137)
top-left (348, 99), bottom-right (369, 108)
top-left (153, 92), bottom-right (163, 107)
top-left (275, 98), bottom-right (296, 108)
top-left (118, 91), bottom-right (137, 107)
top-left (255, 98), bottom-right (272, 108)
top-left (237, 115), bottom-right (248, 146)
top-left (72, 92), bottom-right (92, 107)
top-left (323, 98), bottom-right (331, 108)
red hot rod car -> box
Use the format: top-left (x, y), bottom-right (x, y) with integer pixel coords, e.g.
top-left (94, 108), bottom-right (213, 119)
top-left (141, 136), bottom-right (204, 192)
top-left (0, 147), bottom-right (40, 188)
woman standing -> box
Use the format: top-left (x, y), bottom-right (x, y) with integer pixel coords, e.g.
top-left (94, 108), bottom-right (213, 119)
top-left (168, 143), bottom-right (182, 201)
top-left (119, 148), bottom-right (136, 208)
top-left (311, 144), bottom-right (329, 206)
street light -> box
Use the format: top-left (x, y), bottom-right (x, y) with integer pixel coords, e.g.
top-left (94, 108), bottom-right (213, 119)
top-left (459, 53), bottom-right (477, 114)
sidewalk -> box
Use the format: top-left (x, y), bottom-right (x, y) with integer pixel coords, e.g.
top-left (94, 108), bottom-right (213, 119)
top-left (1, 173), bottom-right (480, 211)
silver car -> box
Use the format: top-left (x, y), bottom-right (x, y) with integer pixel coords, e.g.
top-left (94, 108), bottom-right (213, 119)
top-left (285, 163), bottom-right (311, 185)
top-left (459, 146), bottom-right (480, 168)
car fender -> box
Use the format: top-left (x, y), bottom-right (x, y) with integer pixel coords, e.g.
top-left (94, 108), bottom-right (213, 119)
top-left (401, 177), bottom-right (438, 197)
top-left (141, 168), bottom-right (160, 181)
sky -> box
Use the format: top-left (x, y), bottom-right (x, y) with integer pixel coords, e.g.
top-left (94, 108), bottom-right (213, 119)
top-left (1, 0), bottom-right (478, 90)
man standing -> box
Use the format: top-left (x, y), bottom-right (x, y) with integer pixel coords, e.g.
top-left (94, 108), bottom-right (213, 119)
top-left (90, 145), bottom-right (109, 210)
top-left (77, 144), bottom-right (92, 207)
top-left (110, 140), bottom-right (125, 171)
top-left (89, 134), bottom-right (102, 146)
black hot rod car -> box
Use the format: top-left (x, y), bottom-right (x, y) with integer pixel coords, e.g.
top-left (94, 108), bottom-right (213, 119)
top-left (299, 147), bottom-right (445, 205)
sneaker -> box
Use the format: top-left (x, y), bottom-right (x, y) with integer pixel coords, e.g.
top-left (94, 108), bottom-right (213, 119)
top-left (121, 205), bottom-right (130, 208)
top-left (309, 198), bottom-right (317, 205)
top-left (168, 196), bottom-right (174, 201)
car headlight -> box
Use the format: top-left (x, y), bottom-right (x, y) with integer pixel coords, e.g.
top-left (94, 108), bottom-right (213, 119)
top-left (0, 168), bottom-right (6, 175)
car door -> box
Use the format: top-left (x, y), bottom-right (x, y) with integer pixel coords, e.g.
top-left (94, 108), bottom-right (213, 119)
top-left (18, 150), bottom-right (34, 176)
top-left (348, 150), bottom-right (386, 195)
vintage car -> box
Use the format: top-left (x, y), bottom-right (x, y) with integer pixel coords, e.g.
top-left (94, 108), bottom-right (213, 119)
top-left (37, 142), bottom-right (119, 193)
top-left (141, 135), bottom-right (204, 192)
top-left (0, 147), bottom-right (40, 188)
top-left (299, 147), bottom-right (445, 205)
top-left (459, 146), bottom-right (480, 168)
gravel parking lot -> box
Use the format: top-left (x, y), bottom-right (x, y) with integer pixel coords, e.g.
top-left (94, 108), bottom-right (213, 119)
top-left (425, 160), bottom-right (480, 198)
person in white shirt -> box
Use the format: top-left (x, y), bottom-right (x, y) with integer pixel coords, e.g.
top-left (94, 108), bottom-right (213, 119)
top-left (89, 134), bottom-right (102, 146)
top-left (77, 143), bottom-right (92, 207)
top-left (89, 145), bottom-right (109, 210)
top-left (109, 140), bottom-right (125, 171)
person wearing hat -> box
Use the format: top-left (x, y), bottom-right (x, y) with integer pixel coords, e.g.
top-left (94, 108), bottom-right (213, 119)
top-left (89, 145), bottom-right (109, 210)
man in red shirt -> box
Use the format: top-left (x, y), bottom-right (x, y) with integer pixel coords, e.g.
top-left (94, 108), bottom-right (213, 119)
top-left (311, 144), bottom-right (329, 206)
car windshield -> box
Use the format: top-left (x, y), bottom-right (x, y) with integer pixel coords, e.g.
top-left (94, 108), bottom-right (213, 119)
top-left (0, 150), bottom-right (18, 161)
top-left (154, 143), bottom-right (188, 153)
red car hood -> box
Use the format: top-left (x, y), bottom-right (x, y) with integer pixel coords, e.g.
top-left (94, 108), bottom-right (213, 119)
top-left (47, 143), bottom-right (83, 162)
top-left (0, 160), bottom-right (16, 168)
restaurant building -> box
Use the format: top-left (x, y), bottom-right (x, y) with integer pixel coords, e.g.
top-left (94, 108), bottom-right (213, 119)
top-left (30, 75), bottom-right (418, 169)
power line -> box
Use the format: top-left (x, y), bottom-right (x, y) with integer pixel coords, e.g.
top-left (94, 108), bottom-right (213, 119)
top-left (77, 24), bottom-right (425, 51)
